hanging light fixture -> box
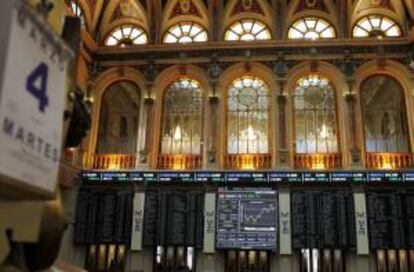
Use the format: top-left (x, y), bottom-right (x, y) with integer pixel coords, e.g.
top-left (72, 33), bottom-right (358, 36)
top-left (247, 125), bottom-right (257, 141)
top-left (319, 124), bottom-right (330, 139)
top-left (173, 125), bottom-right (182, 141)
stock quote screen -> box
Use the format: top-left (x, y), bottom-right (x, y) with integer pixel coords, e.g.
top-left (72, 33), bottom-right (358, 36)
top-left (216, 187), bottom-right (278, 250)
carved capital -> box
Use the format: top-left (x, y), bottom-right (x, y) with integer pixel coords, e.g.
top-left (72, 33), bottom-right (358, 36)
top-left (350, 147), bottom-right (361, 164)
top-left (208, 57), bottom-right (222, 80)
top-left (345, 92), bottom-right (356, 103)
top-left (278, 149), bottom-right (289, 165)
top-left (273, 56), bottom-right (288, 78)
top-left (139, 150), bottom-right (148, 163)
top-left (207, 149), bottom-right (216, 164)
top-left (277, 94), bottom-right (287, 105)
top-left (209, 96), bottom-right (219, 105)
top-left (144, 97), bottom-right (154, 106)
top-left (144, 61), bottom-right (158, 82)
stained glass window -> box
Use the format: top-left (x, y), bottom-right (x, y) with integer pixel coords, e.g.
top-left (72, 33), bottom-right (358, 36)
top-left (97, 82), bottom-right (141, 154)
top-left (105, 25), bottom-right (148, 46)
top-left (163, 22), bottom-right (208, 43)
top-left (294, 75), bottom-right (338, 153)
top-left (353, 15), bottom-right (401, 38)
top-left (227, 76), bottom-right (269, 154)
top-left (161, 79), bottom-right (203, 154)
top-left (361, 75), bottom-right (409, 152)
top-left (224, 19), bottom-right (272, 41)
top-left (288, 17), bottom-right (335, 40)
top-left (68, 0), bottom-right (85, 26)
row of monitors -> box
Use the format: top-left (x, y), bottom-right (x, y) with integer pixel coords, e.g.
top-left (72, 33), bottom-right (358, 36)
top-left (146, 188), bottom-right (413, 251)
top-left (81, 170), bottom-right (414, 183)
top-left (74, 186), bottom-right (414, 251)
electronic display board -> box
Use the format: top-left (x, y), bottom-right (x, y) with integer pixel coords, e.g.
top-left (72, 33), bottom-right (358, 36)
top-left (366, 191), bottom-right (404, 249)
top-left (129, 172), bottom-right (157, 182)
top-left (158, 172), bottom-right (195, 182)
top-left (269, 172), bottom-right (301, 183)
top-left (195, 172), bottom-right (226, 182)
top-left (216, 187), bottom-right (278, 250)
top-left (366, 190), bottom-right (414, 250)
top-left (303, 172), bottom-right (330, 182)
top-left (291, 189), bottom-right (356, 249)
top-left (81, 171), bottom-right (100, 182)
top-left (331, 172), bottom-right (367, 183)
top-left (404, 172), bottom-right (414, 182)
top-left (101, 172), bottom-right (128, 182)
top-left (226, 172), bottom-right (268, 182)
top-left (80, 170), bottom-right (414, 184)
top-left (367, 172), bottom-right (404, 183)
top-left (142, 190), bottom-right (204, 247)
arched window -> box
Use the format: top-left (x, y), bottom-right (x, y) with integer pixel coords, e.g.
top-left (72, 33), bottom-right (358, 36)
top-left (161, 79), bottom-right (203, 154)
top-left (288, 17), bottom-right (336, 40)
top-left (97, 82), bottom-right (141, 154)
top-left (224, 19), bottom-right (272, 41)
top-left (67, 0), bottom-right (85, 26)
top-left (361, 75), bottom-right (409, 152)
top-left (163, 22), bottom-right (208, 43)
top-left (227, 76), bottom-right (269, 154)
top-left (294, 75), bottom-right (338, 153)
top-left (353, 15), bottom-right (401, 38)
top-left (105, 25), bottom-right (148, 46)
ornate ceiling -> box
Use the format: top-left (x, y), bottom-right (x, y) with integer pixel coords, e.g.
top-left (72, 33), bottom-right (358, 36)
top-left (68, 0), bottom-right (414, 44)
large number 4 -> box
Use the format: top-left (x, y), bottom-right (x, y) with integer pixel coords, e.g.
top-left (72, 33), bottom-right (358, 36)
top-left (26, 62), bottom-right (49, 113)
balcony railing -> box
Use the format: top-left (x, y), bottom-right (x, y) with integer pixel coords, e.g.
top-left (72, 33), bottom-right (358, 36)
top-left (89, 154), bottom-right (138, 170)
top-left (365, 152), bottom-right (414, 169)
top-left (294, 153), bottom-right (342, 169)
top-left (157, 154), bottom-right (202, 170)
top-left (225, 154), bottom-right (271, 170)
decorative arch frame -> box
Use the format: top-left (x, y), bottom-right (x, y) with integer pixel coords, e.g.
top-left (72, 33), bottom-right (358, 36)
top-left (285, 0), bottom-right (339, 38)
top-left (99, 0), bottom-right (149, 40)
top-left (284, 61), bottom-right (349, 166)
top-left (224, 18), bottom-right (273, 41)
top-left (223, 0), bottom-right (274, 37)
top-left (217, 62), bottom-right (278, 167)
top-left (349, 3), bottom-right (406, 37)
top-left (87, 67), bottom-right (147, 160)
top-left (150, 65), bottom-right (210, 167)
top-left (350, 11), bottom-right (405, 38)
top-left (161, 0), bottom-right (209, 41)
top-left (285, 12), bottom-right (338, 39)
top-left (101, 22), bottom-right (149, 46)
top-left (354, 60), bottom-right (414, 158)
